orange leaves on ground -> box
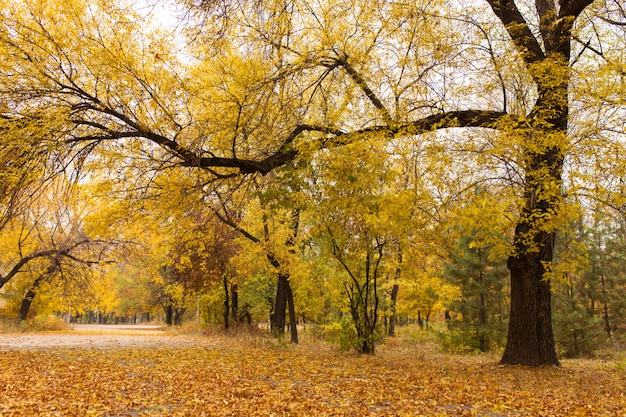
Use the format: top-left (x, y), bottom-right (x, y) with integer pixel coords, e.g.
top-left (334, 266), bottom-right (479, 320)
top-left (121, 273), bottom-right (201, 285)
top-left (0, 336), bottom-right (624, 416)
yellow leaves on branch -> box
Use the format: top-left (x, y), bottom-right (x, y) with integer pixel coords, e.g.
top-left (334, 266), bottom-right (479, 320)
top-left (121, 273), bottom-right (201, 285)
top-left (0, 336), bottom-right (624, 416)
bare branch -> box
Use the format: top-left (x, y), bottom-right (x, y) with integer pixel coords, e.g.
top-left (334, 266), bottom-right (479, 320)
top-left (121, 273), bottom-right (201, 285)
top-left (484, 0), bottom-right (545, 63)
top-left (334, 54), bottom-right (393, 124)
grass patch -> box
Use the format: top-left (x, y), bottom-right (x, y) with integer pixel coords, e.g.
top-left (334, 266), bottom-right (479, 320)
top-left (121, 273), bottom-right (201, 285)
top-left (0, 314), bottom-right (70, 333)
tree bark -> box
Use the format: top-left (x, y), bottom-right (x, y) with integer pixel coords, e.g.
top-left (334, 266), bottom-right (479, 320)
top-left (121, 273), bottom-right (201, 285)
top-left (174, 308), bottom-right (185, 326)
top-left (502, 229), bottom-right (560, 366)
top-left (484, 0), bottom-right (593, 367)
top-left (164, 305), bottom-right (174, 326)
top-left (271, 273), bottom-right (288, 336)
top-left (478, 270), bottom-right (487, 353)
top-left (231, 283), bottom-right (239, 324)
top-left (18, 289), bottom-right (36, 321)
top-left (388, 284), bottom-right (399, 337)
top-left (286, 278), bottom-right (298, 344)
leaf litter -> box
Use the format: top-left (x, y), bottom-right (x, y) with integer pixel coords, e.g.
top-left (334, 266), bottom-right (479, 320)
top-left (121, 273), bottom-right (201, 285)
top-left (0, 333), bottom-right (624, 416)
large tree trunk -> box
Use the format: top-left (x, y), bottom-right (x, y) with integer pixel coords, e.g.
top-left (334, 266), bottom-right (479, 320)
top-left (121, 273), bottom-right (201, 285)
top-left (271, 273), bottom-right (288, 335)
top-left (501, 131), bottom-right (563, 366)
top-left (351, 301), bottom-right (376, 354)
top-left (502, 247), bottom-right (559, 365)
top-left (18, 289), bottom-right (36, 321)
top-left (164, 305), bottom-right (174, 326)
top-left (174, 308), bottom-right (185, 326)
top-left (484, 0), bottom-right (594, 367)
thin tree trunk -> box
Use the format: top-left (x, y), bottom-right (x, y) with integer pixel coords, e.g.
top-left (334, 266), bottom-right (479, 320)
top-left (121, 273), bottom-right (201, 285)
top-left (231, 283), bottom-right (239, 324)
top-left (478, 270), bottom-right (487, 353)
top-left (388, 284), bottom-right (399, 337)
top-left (223, 274), bottom-right (230, 330)
top-left (286, 278), bottom-right (298, 344)
top-left (601, 274), bottom-right (611, 338)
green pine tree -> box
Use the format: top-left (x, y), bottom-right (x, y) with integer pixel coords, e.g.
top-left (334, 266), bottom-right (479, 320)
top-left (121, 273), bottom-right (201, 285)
top-left (445, 235), bottom-right (509, 353)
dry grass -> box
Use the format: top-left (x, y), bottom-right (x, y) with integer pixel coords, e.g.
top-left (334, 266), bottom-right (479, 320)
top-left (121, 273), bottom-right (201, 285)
top-left (0, 315), bottom-right (71, 333)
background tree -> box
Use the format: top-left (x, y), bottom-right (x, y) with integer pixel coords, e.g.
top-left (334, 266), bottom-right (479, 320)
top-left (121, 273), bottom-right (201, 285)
top-left (0, 179), bottom-right (118, 320)
top-left (443, 188), bottom-right (511, 352)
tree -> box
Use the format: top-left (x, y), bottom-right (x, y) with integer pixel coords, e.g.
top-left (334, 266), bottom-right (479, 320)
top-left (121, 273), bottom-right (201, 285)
top-left (307, 140), bottom-right (401, 353)
top-left (215, 183), bottom-right (302, 343)
top-left (1, 0), bottom-right (625, 365)
top-left (443, 188), bottom-right (511, 352)
top-left (165, 213), bottom-right (240, 328)
top-left (552, 206), bottom-right (626, 356)
top-left (0, 180), bottom-right (118, 320)
top-left (446, 236), bottom-right (509, 352)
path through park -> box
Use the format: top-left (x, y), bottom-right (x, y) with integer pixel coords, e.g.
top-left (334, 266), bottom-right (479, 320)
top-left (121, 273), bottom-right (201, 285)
top-left (0, 324), bottom-right (202, 350)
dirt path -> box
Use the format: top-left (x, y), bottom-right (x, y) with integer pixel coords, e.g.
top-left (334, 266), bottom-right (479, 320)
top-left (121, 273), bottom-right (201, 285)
top-left (0, 324), bottom-right (204, 350)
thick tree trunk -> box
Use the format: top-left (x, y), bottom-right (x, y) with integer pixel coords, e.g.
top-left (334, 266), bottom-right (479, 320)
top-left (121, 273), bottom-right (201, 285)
top-left (18, 264), bottom-right (56, 321)
top-left (500, 88), bottom-right (566, 366)
top-left (164, 305), bottom-right (174, 326)
top-left (18, 289), bottom-right (36, 321)
top-left (485, 0), bottom-right (593, 368)
top-left (174, 308), bottom-right (185, 326)
top-left (271, 273), bottom-right (288, 335)
top-left (353, 306), bottom-right (376, 354)
top-left (359, 331), bottom-right (375, 354)
top-left (502, 231), bottom-right (560, 366)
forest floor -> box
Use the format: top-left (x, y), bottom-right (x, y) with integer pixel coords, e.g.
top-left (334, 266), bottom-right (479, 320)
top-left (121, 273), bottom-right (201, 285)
top-left (0, 325), bottom-right (624, 416)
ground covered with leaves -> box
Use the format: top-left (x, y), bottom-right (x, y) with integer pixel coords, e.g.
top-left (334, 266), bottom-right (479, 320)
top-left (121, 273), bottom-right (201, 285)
top-left (0, 330), bottom-right (624, 416)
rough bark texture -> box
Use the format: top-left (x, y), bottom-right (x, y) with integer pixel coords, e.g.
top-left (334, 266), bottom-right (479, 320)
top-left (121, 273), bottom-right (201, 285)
top-left (501, 142), bottom-right (563, 366)
top-left (270, 273), bottom-right (298, 343)
top-left (502, 244), bottom-right (559, 365)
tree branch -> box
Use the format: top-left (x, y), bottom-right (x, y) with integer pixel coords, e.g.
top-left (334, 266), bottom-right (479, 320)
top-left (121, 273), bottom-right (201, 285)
top-left (334, 54), bottom-right (393, 124)
top-left (484, 0), bottom-right (545, 63)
